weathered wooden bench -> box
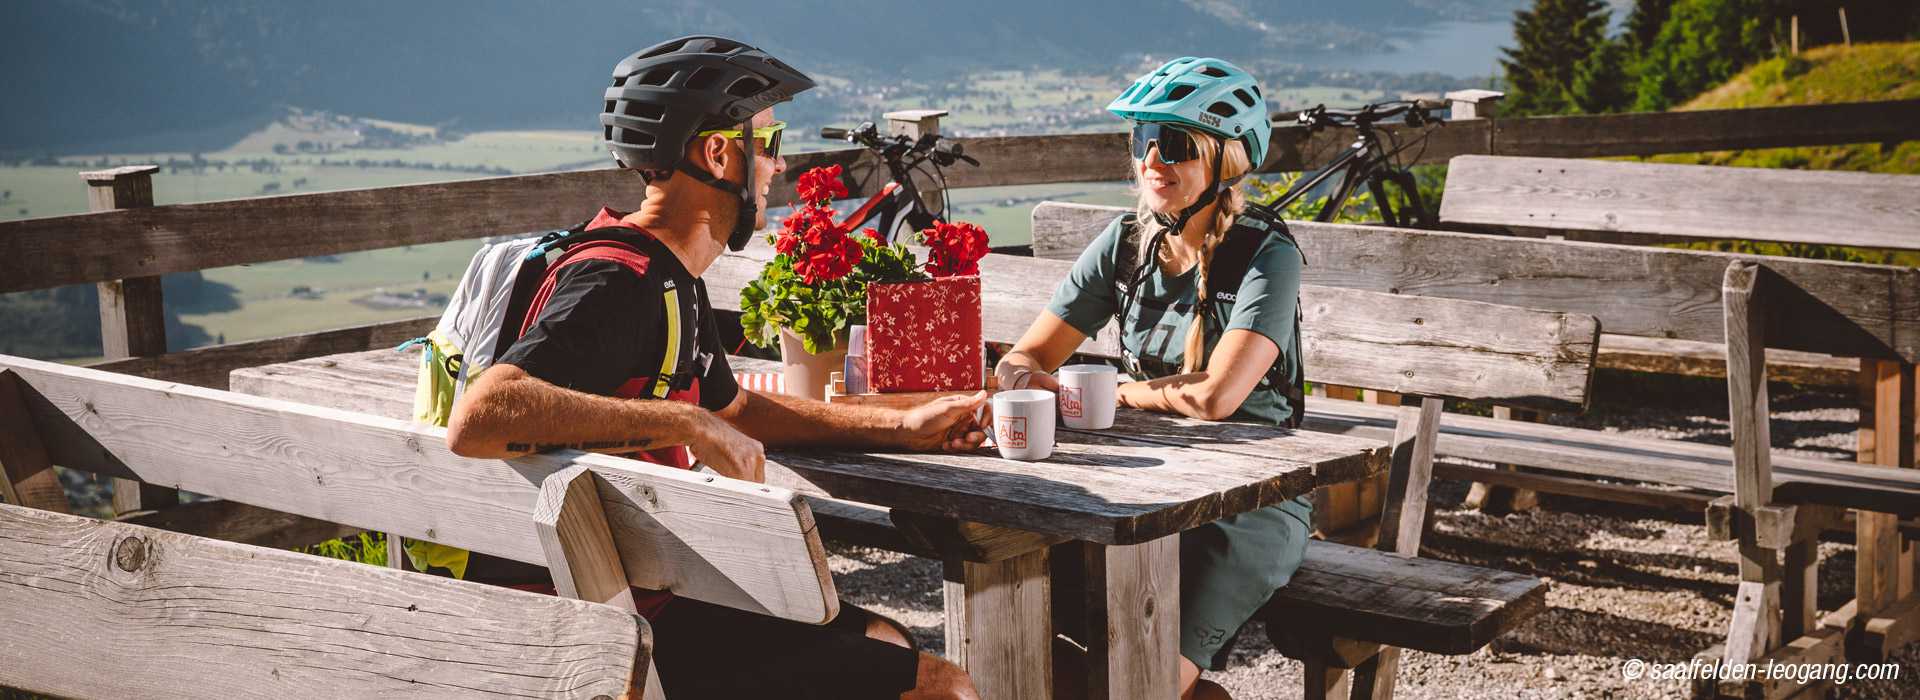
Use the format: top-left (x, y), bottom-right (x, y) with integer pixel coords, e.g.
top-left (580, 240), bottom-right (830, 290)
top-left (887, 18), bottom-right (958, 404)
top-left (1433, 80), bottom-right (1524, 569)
top-left (1438, 154), bottom-right (1920, 252)
top-left (1031, 200), bottom-right (1920, 697)
top-left (0, 355), bottom-right (840, 699)
top-left (0, 501), bottom-right (647, 699)
top-left (1439, 156), bottom-right (1920, 686)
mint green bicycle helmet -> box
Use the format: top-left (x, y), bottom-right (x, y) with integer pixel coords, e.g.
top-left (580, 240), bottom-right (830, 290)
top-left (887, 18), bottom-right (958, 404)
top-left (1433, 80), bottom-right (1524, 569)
top-left (1108, 57), bottom-right (1271, 168)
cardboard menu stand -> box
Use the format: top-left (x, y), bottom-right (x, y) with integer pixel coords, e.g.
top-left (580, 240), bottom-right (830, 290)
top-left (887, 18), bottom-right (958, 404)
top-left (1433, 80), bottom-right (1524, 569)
top-left (862, 275), bottom-right (985, 393)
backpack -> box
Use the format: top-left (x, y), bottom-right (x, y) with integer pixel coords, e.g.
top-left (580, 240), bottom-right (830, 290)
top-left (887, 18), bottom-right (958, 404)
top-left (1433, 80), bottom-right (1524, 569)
top-left (1112, 209), bottom-right (1308, 428)
top-left (397, 221), bottom-right (700, 579)
top-left (402, 221), bottom-right (700, 426)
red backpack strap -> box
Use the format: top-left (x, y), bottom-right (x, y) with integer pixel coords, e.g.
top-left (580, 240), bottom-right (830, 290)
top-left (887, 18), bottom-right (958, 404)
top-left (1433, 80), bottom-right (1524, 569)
top-left (518, 240), bottom-right (652, 337)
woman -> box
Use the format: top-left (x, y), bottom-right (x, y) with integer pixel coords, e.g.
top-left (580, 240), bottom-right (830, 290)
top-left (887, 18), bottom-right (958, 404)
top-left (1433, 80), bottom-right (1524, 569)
top-left (994, 57), bottom-right (1307, 700)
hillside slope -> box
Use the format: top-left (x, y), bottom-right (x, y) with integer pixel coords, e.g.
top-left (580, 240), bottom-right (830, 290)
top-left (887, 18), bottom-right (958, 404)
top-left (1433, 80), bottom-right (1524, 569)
top-left (1663, 42), bottom-right (1919, 173)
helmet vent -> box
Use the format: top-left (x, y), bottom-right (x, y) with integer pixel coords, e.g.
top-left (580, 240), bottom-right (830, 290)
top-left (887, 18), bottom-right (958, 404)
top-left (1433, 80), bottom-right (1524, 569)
top-left (641, 39), bottom-right (689, 59)
top-left (1166, 84), bottom-right (1196, 102)
top-left (685, 67), bottom-right (723, 90)
top-left (615, 129), bottom-right (656, 147)
top-left (1197, 66), bottom-right (1229, 78)
top-left (727, 76), bottom-right (770, 98)
top-left (639, 68), bottom-right (675, 87)
top-left (1232, 89), bottom-right (1256, 108)
top-left (604, 100), bottom-right (616, 114)
top-left (622, 101), bottom-right (665, 122)
top-left (1207, 102), bottom-right (1238, 118)
top-left (611, 75), bottom-right (627, 88)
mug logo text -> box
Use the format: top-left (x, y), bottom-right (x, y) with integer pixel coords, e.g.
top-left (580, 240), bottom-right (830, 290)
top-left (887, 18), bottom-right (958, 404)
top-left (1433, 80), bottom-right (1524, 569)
top-left (998, 416), bottom-right (1028, 449)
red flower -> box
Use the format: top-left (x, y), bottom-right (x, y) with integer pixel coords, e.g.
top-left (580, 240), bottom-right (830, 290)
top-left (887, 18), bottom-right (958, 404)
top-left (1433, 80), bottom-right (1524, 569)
top-left (795, 233), bottom-right (862, 284)
top-left (921, 220), bottom-right (990, 278)
top-left (864, 227), bottom-right (886, 244)
top-left (795, 165), bottom-right (849, 204)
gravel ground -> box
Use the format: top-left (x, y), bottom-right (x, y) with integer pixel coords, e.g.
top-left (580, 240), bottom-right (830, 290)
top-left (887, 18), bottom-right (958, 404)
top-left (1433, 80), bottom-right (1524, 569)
top-left (832, 374), bottom-right (1920, 699)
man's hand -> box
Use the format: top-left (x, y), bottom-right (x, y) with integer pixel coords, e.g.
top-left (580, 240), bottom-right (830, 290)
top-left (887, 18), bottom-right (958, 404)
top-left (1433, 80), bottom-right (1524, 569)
top-left (895, 391), bottom-right (990, 452)
top-left (689, 413), bottom-right (767, 482)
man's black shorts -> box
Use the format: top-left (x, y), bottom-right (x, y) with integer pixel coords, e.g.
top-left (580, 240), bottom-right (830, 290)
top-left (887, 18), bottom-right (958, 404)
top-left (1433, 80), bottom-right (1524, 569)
top-left (649, 596), bottom-right (921, 699)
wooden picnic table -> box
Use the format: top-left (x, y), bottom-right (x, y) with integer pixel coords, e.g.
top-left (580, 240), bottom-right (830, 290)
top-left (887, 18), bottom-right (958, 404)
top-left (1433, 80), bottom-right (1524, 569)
top-left (231, 348), bottom-right (1388, 699)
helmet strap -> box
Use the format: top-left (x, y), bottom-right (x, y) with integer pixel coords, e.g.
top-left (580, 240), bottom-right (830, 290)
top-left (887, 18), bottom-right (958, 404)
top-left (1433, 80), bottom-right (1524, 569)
top-left (673, 120), bottom-right (760, 251)
top-left (1154, 134), bottom-right (1231, 245)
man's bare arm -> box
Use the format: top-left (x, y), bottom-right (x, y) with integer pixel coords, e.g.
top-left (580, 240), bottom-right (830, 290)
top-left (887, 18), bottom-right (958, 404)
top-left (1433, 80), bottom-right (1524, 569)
top-left (715, 388), bottom-right (988, 452)
top-left (445, 363), bottom-right (767, 481)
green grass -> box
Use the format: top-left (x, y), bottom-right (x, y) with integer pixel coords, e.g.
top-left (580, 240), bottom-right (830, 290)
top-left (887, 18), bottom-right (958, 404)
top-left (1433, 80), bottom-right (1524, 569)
top-left (302, 531), bottom-right (393, 566)
top-left (943, 181), bottom-right (1137, 247)
top-left (1638, 41), bottom-right (1920, 267)
top-left (1651, 42), bottom-right (1920, 175)
top-left (181, 240), bottom-right (481, 343)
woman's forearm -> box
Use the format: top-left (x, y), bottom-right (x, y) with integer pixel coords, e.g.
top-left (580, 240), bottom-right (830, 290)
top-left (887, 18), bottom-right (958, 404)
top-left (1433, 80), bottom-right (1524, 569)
top-left (1118, 372), bottom-right (1238, 420)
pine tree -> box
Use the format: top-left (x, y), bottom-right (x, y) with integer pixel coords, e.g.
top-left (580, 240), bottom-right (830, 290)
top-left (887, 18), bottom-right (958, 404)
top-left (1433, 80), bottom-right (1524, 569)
top-left (1631, 0), bottom-right (1770, 111)
top-left (1569, 39), bottom-right (1634, 113)
top-left (1624, 0), bottom-right (1675, 50)
top-left (1500, 0), bottom-right (1615, 116)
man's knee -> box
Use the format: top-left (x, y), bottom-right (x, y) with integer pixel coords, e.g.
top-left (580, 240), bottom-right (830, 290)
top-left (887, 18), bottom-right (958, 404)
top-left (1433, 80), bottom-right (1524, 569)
top-left (905, 652), bottom-right (978, 700)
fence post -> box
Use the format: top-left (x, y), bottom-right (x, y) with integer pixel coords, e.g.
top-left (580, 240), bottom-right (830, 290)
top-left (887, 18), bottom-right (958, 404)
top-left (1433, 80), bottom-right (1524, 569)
top-left (1444, 89), bottom-right (1504, 121)
top-left (885, 109), bottom-right (950, 218)
top-left (81, 165), bottom-right (179, 514)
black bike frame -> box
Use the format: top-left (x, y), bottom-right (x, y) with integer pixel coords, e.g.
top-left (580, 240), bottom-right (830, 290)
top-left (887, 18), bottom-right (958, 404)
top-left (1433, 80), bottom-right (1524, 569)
top-left (1259, 121), bottom-right (1436, 228)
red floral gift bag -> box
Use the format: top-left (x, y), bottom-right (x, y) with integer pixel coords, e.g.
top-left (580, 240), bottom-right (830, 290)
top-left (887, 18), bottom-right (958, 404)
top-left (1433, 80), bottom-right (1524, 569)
top-left (866, 275), bottom-right (985, 392)
top-left (865, 219), bottom-right (989, 392)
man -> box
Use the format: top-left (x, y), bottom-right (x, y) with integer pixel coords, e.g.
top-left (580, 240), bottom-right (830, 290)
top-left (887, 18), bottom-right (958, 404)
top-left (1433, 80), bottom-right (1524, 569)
top-left (446, 36), bottom-right (983, 700)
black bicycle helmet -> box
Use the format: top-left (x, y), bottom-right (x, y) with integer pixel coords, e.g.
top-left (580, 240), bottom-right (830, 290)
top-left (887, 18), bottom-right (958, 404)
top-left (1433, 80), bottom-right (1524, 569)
top-left (601, 36), bottom-right (815, 250)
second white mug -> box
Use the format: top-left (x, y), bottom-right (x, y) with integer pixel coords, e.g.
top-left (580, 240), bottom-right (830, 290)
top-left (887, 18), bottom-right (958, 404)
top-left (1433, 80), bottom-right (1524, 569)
top-left (1057, 364), bottom-right (1118, 430)
top-left (991, 389), bottom-right (1056, 461)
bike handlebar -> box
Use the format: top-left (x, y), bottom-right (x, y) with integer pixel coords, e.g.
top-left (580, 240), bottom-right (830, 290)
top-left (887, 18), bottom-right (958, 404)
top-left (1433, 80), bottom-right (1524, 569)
top-left (1296, 99), bottom-right (1448, 130)
top-left (818, 120), bottom-right (978, 168)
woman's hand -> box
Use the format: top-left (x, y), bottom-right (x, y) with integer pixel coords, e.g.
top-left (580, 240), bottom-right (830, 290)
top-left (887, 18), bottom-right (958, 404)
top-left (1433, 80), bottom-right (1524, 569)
top-left (993, 356), bottom-right (1059, 392)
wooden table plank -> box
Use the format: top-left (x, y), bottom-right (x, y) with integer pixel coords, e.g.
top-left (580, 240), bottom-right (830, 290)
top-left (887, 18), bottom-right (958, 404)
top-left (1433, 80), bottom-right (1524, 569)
top-left (235, 349), bottom-right (1390, 545)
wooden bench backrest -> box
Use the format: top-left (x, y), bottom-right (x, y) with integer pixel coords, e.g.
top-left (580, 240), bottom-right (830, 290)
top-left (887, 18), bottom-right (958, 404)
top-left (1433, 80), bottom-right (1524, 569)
top-left (0, 358), bottom-right (839, 625)
top-left (0, 502), bottom-right (644, 699)
top-left (1029, 201), bottom-right (1920, 363)
top-left (1438, 155), bottom-right (1920, 252)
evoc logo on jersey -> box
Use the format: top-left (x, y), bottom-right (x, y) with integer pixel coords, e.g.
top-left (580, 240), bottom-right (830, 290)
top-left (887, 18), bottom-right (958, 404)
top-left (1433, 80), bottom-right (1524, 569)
top-left (1197, 113), bottom-right (1222, 128)
top-left (1215, 291), bottom-right (1237, 303)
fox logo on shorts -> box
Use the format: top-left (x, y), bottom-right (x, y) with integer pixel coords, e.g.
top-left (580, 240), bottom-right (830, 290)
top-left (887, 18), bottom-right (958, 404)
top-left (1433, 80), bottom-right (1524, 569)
top-left (998, 416), bottom-right (1028, 449)
top-left (1060, 386), bottom-right (1083, 418)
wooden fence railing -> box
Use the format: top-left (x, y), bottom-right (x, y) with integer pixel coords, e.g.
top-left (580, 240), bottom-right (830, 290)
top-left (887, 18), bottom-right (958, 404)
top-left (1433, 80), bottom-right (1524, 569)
top-left (1, 98), bottom-right (1917, 397)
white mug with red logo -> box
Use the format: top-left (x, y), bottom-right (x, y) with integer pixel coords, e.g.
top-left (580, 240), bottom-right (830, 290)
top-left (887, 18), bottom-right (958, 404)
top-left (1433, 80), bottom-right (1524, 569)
top-left (1057, 364), bottom-right (1118, 430)
top-left (991, 389), bottom-right (1056, 461)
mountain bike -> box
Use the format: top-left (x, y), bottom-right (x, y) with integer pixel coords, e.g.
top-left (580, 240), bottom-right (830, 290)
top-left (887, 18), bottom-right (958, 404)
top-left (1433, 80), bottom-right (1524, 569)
top-left (817, 121), bottom-right (979, 244)
top-left (1250, 99), bottom-right (1449, 228)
